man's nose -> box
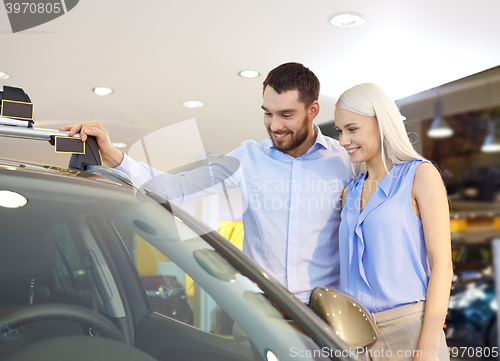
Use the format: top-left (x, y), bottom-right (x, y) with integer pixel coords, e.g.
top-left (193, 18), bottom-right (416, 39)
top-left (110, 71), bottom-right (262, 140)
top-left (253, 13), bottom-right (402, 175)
top-left (269, 117), bottom-right (285, 132)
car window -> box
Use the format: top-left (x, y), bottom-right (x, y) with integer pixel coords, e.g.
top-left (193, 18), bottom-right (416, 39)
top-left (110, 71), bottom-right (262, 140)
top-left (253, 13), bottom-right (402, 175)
top-left (112, 216), bottom-right (328, 360)
top-left (116, 223), bottom-right (238, 336)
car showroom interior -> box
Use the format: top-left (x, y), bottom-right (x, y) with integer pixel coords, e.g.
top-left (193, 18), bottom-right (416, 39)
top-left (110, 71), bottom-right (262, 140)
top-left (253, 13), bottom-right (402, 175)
top-left (1, 1), bottom-right (500, 360)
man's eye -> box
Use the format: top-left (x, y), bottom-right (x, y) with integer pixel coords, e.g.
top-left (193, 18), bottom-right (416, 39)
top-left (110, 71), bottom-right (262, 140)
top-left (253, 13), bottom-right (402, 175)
top-left (265, 112), bottom-right (272, 117)
top-left (282, 114), bottom-right (292, 118)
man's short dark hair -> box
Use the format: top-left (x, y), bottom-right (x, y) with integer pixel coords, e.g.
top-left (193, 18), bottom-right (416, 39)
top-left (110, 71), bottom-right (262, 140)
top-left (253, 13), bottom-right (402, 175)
top-left (263, 62), bottom-right (320, 106)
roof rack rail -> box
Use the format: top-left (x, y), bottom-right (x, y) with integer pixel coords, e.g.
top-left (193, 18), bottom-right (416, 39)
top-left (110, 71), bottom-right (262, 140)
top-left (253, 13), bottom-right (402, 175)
top-left (0, 124), bottom-right (102, 171)
top-left (85, 165), bottom-right (134, 188)
top-left (0, 125), bottom-right (69, 141)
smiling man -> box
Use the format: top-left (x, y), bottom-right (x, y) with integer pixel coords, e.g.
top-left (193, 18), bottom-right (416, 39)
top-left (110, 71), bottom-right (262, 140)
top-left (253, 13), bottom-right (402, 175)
top-left (262, 65), bottom-right (319, 158)
top-left (61, 62), bottom-right (351, 304)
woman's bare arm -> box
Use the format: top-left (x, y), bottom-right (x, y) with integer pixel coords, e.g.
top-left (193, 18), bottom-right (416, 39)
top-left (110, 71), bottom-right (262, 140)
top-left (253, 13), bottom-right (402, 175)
top-left (412, 162), bottom-right (453, 360)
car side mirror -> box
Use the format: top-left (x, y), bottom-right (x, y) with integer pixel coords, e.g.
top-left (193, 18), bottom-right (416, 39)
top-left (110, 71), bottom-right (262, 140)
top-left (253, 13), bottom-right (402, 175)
top-left (309, 287), bottom-right (378, 348)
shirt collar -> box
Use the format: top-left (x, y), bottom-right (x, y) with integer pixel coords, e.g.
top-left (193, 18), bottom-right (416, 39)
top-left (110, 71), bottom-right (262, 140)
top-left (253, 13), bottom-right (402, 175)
top-left (313, 124), bottom-right (328, 150)
top-left (378, 163), bottom-right (401, 196)
top-left (355, 163), bottom-right (400, 196)
top-left (378, 171), bottom-right (393, 196)
top-left (264, 123), bottom-right (328, 152)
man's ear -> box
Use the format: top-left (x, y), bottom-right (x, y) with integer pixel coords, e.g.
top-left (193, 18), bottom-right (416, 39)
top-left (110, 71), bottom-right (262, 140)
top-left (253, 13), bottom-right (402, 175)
top-left (308, 100), bottom-right (320, 121)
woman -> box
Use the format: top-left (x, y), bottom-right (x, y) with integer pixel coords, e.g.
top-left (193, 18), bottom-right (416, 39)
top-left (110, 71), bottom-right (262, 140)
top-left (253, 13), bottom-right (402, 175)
top-left (334, 83), bottom-right (453, 361)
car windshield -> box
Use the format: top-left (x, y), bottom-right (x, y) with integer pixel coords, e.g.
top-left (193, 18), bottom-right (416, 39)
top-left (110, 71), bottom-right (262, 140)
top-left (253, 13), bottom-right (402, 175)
top-left (0, 166), bottom-right (348, 361)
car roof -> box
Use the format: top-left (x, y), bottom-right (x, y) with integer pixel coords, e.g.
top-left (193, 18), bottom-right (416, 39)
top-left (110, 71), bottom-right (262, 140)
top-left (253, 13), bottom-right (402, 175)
top-left (0, 157), bottom-right (133, 188)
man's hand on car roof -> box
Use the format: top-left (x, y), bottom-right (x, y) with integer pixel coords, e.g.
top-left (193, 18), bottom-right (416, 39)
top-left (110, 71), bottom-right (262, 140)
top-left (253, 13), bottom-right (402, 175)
top-left (59, 121), bottom-right (124, 168)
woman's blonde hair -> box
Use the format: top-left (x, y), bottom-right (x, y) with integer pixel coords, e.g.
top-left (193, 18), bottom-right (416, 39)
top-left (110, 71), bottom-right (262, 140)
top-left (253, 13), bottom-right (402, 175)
top-left (335, 83), bottom-right (424, 176)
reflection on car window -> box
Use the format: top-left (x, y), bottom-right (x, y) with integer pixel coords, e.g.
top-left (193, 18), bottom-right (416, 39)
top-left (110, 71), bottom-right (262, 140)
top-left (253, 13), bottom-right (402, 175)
top-left (112, 206), bottom-right (329, 361)
top-left (116, 223), bottom-right (237, 336)
top-left (109, 191), bottom-right (332, 360)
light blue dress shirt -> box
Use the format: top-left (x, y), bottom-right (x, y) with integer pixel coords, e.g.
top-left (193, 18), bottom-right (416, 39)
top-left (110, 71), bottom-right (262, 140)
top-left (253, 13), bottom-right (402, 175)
top-left (117, 125), bottom-right (351, 303)
top-left (339, 159), bottom-right (431, 313)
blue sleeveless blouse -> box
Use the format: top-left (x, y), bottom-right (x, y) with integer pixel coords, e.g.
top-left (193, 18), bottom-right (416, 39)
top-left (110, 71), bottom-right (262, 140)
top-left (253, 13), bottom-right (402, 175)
top-left (339, 159), bottom-right (431, 313)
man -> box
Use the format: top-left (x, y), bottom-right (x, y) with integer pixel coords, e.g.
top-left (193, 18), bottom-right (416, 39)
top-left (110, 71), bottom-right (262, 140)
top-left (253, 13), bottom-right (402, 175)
top-left (61, 62), bottom-right (351, 303)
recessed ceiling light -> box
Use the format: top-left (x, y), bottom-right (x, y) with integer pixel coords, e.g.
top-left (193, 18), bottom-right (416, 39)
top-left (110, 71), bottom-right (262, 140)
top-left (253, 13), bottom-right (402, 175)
top-left (330, 13), bottom-right (365, 28)
top-left (239, 70), bottom-right (260, 79)
top-left (0, 72), bottom-right (11, 80)
top-left (93, 87), bottom-right (114, 96)
top-left (182, 100), bottom-right (204, 108)
top-left (0, 190), bottom-right (27, 208)
top-left (112, 142), bottom-right (128, 149)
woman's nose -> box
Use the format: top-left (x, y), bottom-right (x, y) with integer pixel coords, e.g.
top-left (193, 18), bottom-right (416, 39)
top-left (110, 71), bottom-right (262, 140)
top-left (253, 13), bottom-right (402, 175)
top-left (339, 133), bottom-right (350, 147)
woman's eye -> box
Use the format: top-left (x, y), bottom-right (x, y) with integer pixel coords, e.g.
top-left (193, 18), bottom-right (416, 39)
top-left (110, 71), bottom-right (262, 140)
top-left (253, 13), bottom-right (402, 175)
top-left (348, 128), bottom-right (357, 132)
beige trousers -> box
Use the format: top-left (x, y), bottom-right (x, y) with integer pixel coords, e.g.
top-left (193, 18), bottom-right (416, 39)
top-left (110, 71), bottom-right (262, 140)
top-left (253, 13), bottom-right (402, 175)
top-left (359, 301), bottom-right (449, 361)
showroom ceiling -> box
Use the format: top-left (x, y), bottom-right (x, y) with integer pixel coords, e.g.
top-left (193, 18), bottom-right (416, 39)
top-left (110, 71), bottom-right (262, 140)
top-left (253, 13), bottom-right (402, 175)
top-left (1, 0), bottom-right (500, 168)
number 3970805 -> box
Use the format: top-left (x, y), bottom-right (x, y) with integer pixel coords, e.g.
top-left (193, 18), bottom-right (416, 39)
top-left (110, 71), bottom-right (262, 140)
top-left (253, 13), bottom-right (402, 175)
top-left (5, 3), bottom-right (62, 14)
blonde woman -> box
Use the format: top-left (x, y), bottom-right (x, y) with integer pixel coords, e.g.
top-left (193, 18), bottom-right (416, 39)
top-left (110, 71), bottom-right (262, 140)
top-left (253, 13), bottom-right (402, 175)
top-left (334, 83), bottom-right (452, 361)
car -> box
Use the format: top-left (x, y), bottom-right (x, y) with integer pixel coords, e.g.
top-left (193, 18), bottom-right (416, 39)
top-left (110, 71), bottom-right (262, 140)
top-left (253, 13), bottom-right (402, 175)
top-left (0, 124), bottom-right (377, 361)
top-left (445, 241), bottom-right (498, 349)
top-left (139, 275), bottom-right (194, 326)
top-left (452, 242), bottom-right (493, 283)
top-left (446, 277), bottom-right (497, 349)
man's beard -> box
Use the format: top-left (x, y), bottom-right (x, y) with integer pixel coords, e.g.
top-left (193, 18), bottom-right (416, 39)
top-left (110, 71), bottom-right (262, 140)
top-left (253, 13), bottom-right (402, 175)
top-left (267, 116), bottom-right (310, 153)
